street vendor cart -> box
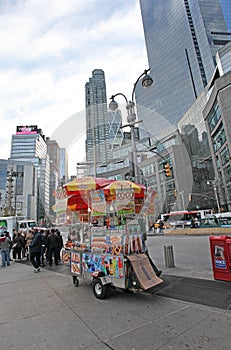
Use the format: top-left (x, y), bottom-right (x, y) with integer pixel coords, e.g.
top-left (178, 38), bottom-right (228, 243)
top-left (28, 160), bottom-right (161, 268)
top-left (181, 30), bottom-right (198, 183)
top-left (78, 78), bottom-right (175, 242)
top-left (61, 177), bottom-right (162, 298)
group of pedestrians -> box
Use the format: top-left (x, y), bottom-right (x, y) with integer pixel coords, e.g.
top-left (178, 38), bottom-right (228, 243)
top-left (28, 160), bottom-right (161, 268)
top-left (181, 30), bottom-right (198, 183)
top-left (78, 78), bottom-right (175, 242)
top-left (0, 227), bottom-right (64, 273)
top-left (29, 228), bottom-right (63, 272)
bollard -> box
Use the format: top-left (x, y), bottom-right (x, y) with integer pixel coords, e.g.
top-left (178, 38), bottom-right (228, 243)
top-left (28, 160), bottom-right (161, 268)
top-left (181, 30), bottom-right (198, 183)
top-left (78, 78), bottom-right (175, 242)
top-left (164, 245), bottom-right (175, 268)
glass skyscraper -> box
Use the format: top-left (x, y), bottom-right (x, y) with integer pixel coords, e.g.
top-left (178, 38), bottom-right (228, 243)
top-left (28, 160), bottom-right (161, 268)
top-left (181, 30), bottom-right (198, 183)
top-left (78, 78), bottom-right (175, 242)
top-left (137, 0), bottom-right (231, 137)
top-left (85, 69), bottom-right (110, 174)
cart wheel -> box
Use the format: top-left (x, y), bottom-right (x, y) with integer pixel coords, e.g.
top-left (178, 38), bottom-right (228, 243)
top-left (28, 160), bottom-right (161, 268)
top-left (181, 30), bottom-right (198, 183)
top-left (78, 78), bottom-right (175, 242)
top-left (92, 278), bottom-right (108, 299)
top-left (72, 276), bottom-right (79, 287)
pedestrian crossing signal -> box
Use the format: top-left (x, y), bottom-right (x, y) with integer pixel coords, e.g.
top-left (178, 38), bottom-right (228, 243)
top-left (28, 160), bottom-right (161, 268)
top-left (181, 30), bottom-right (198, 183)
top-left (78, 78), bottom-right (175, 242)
top-left (164, 163), bottom-right (172, 177)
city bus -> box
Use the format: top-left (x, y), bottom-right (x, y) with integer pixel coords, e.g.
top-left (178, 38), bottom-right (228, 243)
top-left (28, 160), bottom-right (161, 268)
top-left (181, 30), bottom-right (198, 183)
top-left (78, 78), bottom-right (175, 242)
top-left (214, 212), bottom-right (231, 228)
top-left (160, 209), bottom-right (213, 228)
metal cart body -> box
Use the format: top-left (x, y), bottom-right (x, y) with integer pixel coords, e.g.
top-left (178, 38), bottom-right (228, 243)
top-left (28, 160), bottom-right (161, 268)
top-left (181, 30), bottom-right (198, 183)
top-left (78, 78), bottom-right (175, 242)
top-left (70, 226), bottom-right (162, 298)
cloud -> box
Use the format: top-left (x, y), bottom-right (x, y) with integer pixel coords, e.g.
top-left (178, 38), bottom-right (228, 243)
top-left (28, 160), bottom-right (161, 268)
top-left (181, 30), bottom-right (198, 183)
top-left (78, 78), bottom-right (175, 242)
top-left (0, 0), bottom-right (148, 174)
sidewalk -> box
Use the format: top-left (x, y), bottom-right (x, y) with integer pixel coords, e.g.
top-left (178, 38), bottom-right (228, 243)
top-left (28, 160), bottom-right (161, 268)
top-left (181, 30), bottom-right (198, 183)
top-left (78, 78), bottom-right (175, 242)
top-left (1, 244), bottom-right (231, 350)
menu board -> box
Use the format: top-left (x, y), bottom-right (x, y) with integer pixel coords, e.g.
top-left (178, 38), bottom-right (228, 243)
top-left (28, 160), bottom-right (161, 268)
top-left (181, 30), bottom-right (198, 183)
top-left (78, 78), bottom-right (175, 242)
top-left (70, 251), bottom-right (81, 275)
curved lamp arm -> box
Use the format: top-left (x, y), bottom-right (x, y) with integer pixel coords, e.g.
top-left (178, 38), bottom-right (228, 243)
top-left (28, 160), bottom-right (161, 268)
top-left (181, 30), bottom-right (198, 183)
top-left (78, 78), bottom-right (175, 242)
top-left (110, 92), bottom-right (128, 105)
top-left (131, 68), bottom-right (151, 102)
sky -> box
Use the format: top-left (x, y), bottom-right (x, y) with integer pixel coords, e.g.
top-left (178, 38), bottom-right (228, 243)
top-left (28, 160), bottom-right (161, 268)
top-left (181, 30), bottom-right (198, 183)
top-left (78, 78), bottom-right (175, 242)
top-left (0, 0), bottom-right (148, 175)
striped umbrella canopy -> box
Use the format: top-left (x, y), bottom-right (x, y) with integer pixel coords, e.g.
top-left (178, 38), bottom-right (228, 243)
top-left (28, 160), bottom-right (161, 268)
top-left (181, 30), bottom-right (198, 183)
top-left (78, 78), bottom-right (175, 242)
top-left (64, 177), bottom-right (113, 195)
top-left (103, 180), bottom-right (146, 194)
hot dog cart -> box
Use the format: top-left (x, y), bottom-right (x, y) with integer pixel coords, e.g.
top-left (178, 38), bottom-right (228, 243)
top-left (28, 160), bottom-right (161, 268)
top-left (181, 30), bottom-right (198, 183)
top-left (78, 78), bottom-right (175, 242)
top-left (61, 177), bottom-right (162, 298)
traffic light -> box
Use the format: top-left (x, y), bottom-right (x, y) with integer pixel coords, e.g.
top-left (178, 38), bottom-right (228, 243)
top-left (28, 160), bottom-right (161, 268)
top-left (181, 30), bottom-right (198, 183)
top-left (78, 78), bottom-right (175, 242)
top-left (174, 189), bottom-right (178, 197)
top-left (164, 163), bottom-right (172, 177)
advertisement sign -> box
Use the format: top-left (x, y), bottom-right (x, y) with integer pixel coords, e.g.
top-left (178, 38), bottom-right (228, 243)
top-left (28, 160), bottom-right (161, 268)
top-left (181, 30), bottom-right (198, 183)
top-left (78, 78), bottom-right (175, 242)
top-left (16, 125), bottom-right (38, 134)
top-left (115, 189), bottom-right (135, 215)
top-left (62, 249), bottom-right (71, 266)
top-left (82, 253), bottom-right (124, 278)
top-left (70, 251), bottom-right (81, 275)
top-left (91, 189), bottom-right (106, 216)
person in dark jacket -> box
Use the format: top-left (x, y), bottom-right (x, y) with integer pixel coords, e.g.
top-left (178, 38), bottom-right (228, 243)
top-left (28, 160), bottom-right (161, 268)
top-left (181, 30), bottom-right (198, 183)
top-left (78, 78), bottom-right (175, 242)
top-left (47, 229), bottom-right (59, 266)
top-left (56, 230), bottom-right (63, 262)
top-left (29, 229), bottom-right (42, 272)
top-left (12, 231), bottom-right (25, 261)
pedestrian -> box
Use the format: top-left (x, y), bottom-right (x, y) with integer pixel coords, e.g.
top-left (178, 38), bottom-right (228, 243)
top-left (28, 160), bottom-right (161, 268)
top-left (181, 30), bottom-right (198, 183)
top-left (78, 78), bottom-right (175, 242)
top-left (191, 218), bottom-right (195, 228)
top-left (40, 229), bottom-right (46, 267)
top-left (194, 217), bottom-right (199, 228)
top-left (0, 232), bottom-right (11, 267)
top-left (29, 228), bottom-right (42, 272)
top-left (56, 230), bottom-right (63, 262)
top-left (47, 229), bottom-right (59, 266)
top-left (139, 217), bottom-right (162, 278)
top-left (44, 229), bottom-right (50, 261)
top-left (158, 220), bottom-right (164, 234)
top-left (6, 231), bottom-right (13, 261)
top-left (25, 229), bottom-right (34, 260)
top-left (12, 231), bottom-right (25, 261)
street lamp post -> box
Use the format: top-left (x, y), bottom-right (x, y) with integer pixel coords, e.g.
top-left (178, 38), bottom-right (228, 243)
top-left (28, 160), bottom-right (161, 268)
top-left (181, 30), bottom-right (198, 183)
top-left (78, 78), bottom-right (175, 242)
top-left (109, 69), bottom-right (153, 184)
top-left (207, 179), bottom-right (221, 213)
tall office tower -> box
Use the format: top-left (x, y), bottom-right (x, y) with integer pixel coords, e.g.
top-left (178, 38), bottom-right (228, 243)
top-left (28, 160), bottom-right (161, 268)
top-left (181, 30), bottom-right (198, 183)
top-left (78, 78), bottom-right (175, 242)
top-left (85, 69), bottom-right (110, 174)
top-left (137, 0), bottom-right (231, 137)
top-left (108, 109), bottom-right (123, 150)
top-left (59, 148), bottom-right (68, 184)
top-left (10, 126), bottom-right (50, 221)
top-left (46, 138), bottom-right (60, 219)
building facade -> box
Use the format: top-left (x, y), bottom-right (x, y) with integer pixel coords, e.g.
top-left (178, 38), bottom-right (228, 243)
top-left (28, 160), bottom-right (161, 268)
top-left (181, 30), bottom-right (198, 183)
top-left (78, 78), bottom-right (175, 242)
top-left (59, 148), bottom-right (69, 184)
top-left (85, 69), bottom-right (110, 175)
top-left (9, 126), bottom-right (50, 221)
top-left (0, 159), bottom-right (37, 219)
top-left (203, 70), bottom-right (231, 211)
top-left (108, 109), bottom-right (124, 151)
top-left (137, 0), bottom-right (231, 138)
top-left (46, 138), bottom-right (60, 220)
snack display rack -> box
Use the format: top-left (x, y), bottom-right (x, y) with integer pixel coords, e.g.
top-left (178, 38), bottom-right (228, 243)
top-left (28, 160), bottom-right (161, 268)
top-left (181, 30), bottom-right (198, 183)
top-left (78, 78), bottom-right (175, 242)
top-left (64, 219), bottom-right (163, 299)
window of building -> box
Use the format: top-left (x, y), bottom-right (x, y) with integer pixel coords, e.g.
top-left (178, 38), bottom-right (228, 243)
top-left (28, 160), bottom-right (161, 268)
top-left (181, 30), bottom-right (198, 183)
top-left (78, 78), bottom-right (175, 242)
top-left (220, 146), bottom-right (230, 166)
top-left (224, 164), bottom-right (231, 184)
top-left (208, 102), bottom-right (221, 132)
top-left (212, 124), bottom-right (226, 151)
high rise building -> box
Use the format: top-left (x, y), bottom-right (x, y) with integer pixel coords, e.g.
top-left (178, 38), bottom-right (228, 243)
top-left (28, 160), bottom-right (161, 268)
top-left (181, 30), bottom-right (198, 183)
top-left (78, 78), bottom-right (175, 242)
top-left (137, 0), bottom-right (231, 137)
top-left (85, 69), bottom-right (110, 175)
top-left (59, 148), bottom-right (68, 184)
top-left (9, 125), bottom-right (50, 221)
top-left (108, 109), bottom-right (123, 150)
top-left (46, 138), bottom-right (60, 219)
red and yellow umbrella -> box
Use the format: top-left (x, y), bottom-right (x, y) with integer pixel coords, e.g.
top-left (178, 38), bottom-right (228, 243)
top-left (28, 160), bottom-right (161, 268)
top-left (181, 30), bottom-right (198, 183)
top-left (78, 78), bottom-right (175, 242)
top-left (64, 177), bottom-right (113, 195)
top-left (103, 180), bottom-right (146, 199)
top-left (63, 177), bottom-right (114, 213)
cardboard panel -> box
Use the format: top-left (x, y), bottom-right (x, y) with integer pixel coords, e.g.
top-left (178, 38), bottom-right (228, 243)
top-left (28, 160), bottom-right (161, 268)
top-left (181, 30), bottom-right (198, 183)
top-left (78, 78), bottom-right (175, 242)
top-left (127, 254), bottom-right (163, 290)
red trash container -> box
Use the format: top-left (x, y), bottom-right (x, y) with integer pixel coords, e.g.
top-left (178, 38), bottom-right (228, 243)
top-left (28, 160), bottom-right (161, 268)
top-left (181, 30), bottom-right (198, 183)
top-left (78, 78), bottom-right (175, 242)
top-left (209, 235), bottom-right (231, 282)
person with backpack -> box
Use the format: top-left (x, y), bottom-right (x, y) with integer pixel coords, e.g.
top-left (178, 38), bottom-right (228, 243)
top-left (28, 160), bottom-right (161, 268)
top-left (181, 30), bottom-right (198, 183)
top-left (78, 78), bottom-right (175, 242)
top-left (29, 228), bottom-right (42, 273)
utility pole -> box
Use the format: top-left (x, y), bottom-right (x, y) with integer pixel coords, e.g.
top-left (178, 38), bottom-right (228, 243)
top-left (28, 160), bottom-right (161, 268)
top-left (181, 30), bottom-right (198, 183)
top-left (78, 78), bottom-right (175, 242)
top-left (5, 166), bottom-right (14, 216)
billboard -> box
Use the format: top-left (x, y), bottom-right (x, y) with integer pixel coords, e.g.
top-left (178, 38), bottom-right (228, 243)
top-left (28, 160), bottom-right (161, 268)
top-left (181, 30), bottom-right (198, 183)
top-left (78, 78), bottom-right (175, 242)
top-left (16, 125), bottom-right (38, 135)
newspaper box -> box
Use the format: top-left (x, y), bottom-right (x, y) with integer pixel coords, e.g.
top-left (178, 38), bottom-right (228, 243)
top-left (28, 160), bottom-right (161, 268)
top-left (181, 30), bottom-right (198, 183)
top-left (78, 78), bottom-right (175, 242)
top-left (209, 235), bottom-right (231, 282)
